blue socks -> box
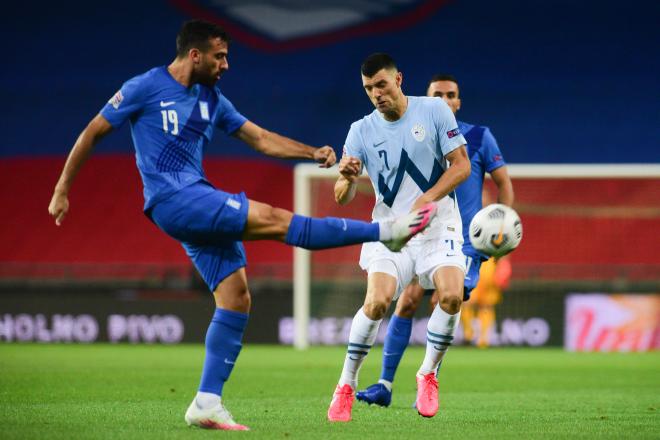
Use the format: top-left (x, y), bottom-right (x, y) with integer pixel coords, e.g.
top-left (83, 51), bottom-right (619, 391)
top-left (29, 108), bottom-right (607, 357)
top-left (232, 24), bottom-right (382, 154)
top-left (285, 215), bottom-right (379, 250)
top-left (380, 315), bottom-right (413, 383)
top-left (198, 308), bottom-right (249, 396)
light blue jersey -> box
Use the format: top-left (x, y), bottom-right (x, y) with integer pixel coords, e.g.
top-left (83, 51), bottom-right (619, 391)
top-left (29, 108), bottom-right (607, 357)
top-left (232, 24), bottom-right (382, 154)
top-left (100, 66), bottom-right (247, 211)
top-left (344, 96), bottom-right (466, 221)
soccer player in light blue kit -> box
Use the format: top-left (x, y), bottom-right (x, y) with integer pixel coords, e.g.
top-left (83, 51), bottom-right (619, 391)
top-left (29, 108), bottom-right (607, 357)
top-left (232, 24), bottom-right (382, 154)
top-left (327, 55), bottom-right (472, 422)
top-left (356, 74), bottom-right (514, 411)
top-left (47, 21), bottom-right (437, 431)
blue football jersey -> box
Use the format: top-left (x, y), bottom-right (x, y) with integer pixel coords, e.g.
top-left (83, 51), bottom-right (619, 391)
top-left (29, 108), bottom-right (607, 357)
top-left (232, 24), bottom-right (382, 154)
top-left (100, 66), bottom-right (247, 210)
top-left (456, 120), bottom-right (506, 257)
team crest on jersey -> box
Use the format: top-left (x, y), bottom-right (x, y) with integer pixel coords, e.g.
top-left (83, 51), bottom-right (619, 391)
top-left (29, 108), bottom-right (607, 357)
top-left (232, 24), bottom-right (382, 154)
top-left (171, 1), bottom-right (450, 52)
top-left (411, 124), bottom-right (426, 142)
top-left (199, 101), bottom-right (210, 121)
top-left (108, 90), bottom-right (123, 109)
top-left (447, 127), bottom-right (461, 138)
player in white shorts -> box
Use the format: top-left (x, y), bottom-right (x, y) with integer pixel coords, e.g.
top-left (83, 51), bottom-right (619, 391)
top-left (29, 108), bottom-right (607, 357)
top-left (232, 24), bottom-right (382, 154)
top-left (327, 53), bottom-right (471, 422)
top-left (360, 199), bottom-right (464, 302)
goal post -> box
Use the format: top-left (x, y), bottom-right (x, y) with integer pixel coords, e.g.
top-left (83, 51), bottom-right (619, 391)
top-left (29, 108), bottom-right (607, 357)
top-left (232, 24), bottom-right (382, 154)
top-left (292, 163), bottom-right (660, 349)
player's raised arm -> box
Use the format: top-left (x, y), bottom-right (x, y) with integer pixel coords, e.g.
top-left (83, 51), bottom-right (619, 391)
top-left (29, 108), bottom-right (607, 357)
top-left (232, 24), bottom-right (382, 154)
top-left (411, 145), bottom-right (470, 211)
top-left (234, 120), bottom-right (335, 167)
top-left (334, 154), bottom-right (362, 205)
top-left (48, 114), bottom-right (113, 225)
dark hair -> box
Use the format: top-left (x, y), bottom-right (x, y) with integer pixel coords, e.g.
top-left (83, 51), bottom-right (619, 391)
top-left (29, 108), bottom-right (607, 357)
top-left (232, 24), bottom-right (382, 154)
top-left (428, 74), bottom-right (459, 89)
top-left (361, 53), bottom-right (397, 77)
top-left (176, 19), bottom-right (231, 58)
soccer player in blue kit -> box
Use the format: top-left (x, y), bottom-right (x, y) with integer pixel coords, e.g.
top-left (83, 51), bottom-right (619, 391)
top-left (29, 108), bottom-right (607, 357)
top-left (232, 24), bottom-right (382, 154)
top-left (47, 21), bottom-right (437, 431)
top-left (355, 74), bottom-right (514, 414)
top-left (327, 56), bottom-right (472, 422)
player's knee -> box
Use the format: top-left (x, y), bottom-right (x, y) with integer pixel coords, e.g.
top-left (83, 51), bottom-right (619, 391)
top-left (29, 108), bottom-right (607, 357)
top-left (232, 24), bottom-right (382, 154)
top-left (395, 296), bottom-right (418, 318)
top-left (235, 288), bottom-right (252, 311)
top-left (363, 298), bottom-right (389, 320)
top-left (214, 285), bottom-right (252, 312)
top-left (439, 293), bottom-right (462, 315)
top-left (249, 203), bottom-right (291, 237)
top-left (260, 205), bottom-right (285, 229)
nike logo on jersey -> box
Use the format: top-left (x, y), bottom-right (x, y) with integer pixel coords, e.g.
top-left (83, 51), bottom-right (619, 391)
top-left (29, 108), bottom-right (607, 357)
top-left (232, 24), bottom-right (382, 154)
top-left (160, 101), bottom-right (176, 107)
top-left (373, 140), bottom-right (386, 147)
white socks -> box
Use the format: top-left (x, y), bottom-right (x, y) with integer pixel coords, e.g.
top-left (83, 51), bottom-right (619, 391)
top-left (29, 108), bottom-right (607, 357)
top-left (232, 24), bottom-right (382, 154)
top-left (339, 307), bottom-right (382, 389)
top-left (419, 304), bottom-right (461, 375)
top-left (195, 391), bottom-right (221, 410)
top-left (378, 221), bottom-right (393, 241)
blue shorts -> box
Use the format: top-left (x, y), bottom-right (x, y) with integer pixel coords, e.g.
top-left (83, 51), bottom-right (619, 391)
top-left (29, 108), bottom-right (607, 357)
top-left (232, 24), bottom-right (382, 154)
top-left (463, 252), bottom-right (487, 301)
top-left (149, 182), bottom-right (250, 292)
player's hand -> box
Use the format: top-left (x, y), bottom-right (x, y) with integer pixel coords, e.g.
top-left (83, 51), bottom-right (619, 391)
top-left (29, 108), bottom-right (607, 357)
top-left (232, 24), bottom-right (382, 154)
top-left (313, 146), bottom-right (336, 168)
top-left (338, 155), bottom-right (361, 183)
top-left (48, 191), bottom-right (69, 226)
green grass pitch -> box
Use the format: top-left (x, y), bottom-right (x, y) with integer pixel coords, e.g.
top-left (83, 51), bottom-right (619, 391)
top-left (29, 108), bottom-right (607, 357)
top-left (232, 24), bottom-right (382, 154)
top-left (0, 344), bottom-right (658, 439)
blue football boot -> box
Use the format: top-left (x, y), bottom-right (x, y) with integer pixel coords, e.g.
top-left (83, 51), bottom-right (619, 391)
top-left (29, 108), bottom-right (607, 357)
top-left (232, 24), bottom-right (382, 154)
top-left (355, 383), bottom-right (392, 407)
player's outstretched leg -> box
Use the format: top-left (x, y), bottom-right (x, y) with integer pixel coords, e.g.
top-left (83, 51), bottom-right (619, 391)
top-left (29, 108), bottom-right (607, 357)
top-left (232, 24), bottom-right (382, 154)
top-left (380, 203), bottom-right (437, 252)
top-left (286, 203), bottom-right (436, 251)
top-left (246, 200), bottom-right (437, 252)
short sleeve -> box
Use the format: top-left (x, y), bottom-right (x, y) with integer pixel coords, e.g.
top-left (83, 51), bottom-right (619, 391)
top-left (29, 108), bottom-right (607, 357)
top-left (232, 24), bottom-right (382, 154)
top-left (343, 123), bottom-right (366, 163)
top-left (215, 93), bottom-right (248, 135)
top-left (433, 99), bottom-right (467, 157)
top-left (100, 76), bottom-right (148, 128)
top-left (481, 128), bottom-right (506, 173)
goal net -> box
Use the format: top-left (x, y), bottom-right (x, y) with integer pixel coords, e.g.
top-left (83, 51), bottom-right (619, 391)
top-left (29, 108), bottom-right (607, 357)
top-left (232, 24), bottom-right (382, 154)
top-left (292, 164), bottom-right (660, 349)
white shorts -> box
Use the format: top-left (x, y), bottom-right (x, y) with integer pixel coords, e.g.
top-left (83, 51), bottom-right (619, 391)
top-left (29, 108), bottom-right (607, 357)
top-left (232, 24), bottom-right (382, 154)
top-left (360, 203), bottom-right (466, 300)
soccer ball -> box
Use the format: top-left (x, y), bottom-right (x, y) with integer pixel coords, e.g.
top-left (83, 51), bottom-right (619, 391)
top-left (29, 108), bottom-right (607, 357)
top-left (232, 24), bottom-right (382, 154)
top-left (469, 204), bottom-right (523, 257)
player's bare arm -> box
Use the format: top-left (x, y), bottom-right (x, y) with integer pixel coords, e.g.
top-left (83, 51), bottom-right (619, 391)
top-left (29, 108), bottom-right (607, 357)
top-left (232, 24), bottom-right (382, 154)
top-left (48, 114), bottom-right (113, 226)
top-left (490, 166), bottom-right (515, 206)
top-left (411, 145), bottom-right (470, 210)
top-left (334, 155), bottom-right (362, 205)
top-left (235, 120), bottom-right (336, 167)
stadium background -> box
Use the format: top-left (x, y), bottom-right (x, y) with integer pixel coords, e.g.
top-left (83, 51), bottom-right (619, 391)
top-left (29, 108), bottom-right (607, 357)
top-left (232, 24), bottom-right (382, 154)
top-left (1, 0), bottom-right (658, 348)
